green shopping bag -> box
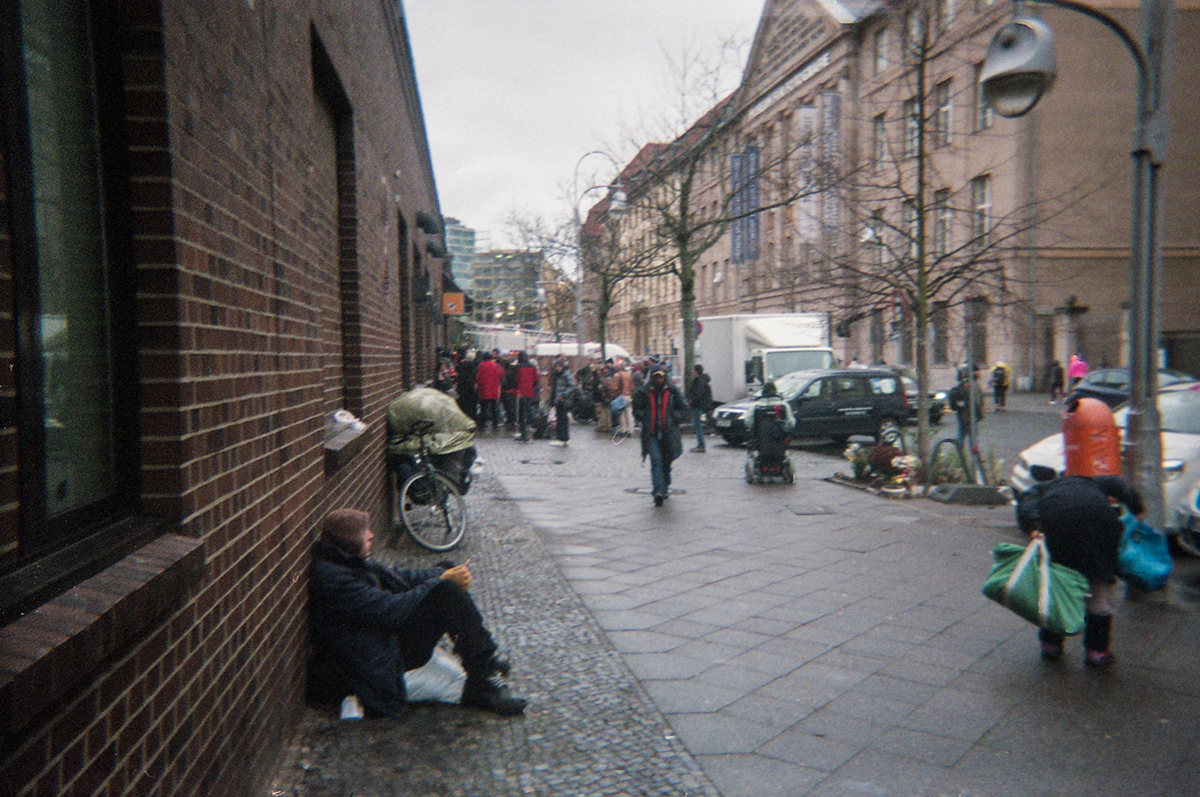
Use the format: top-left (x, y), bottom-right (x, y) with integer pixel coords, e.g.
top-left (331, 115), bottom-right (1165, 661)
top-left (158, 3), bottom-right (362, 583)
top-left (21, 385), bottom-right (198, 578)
top-left (982, 538), bottom-right (1089, 636)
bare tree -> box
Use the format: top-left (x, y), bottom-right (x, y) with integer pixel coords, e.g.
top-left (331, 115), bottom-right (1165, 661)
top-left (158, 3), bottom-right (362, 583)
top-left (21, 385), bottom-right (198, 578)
top-left (812, 0), bottom-right (1091, 466)
top-left (609, 38), bottom-right (837, 382)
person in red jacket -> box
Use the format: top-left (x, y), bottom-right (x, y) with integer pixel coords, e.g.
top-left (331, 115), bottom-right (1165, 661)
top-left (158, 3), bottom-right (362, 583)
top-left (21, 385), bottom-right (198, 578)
top-left (474, 351), bottom-right (504, 432)
top-left (514, 351), bottom-right (540, 442)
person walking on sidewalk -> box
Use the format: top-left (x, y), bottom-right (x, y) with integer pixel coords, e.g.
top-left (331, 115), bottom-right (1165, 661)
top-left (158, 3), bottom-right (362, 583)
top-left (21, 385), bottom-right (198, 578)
top-left (1068, 353), bottom-right (1089, 390)
top-left (1015, 475), bottom-right (1145, 667)
top-left (1048, 359), bottom-right (1066, 403)
top-left (307, 509), bottom-right (527, 717)
top-left (990, 363), bottom-right (1009, 410)
top-left (548, 359), bottom-right (576, 447)
top-left (686, 364), bottom-right (714, 453)
top-left (632, 364), bottom-right (688, 506)
top-left (947, 367), bottom-right (984, 447)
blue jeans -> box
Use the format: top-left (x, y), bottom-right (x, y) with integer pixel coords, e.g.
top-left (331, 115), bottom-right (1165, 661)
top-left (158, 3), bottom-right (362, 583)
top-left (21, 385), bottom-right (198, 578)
top-left (648, 436), bottom-right (671, 496)
top-left (691, 408), bottom-right (706, 449)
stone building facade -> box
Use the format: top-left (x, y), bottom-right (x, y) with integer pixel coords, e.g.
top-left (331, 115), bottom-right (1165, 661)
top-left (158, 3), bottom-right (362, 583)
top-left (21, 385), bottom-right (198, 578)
top-left (0, 2), bottom-right (448, 795)
top-left (600, 0), bottom-right (1200, 388)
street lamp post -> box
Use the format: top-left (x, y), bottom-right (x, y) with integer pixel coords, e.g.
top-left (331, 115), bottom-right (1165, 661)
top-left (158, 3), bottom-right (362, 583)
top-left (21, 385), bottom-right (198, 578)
top-left (572, 151), bottom-right (627, 363)
top-left (980, 0), bottom-right (1173, 527)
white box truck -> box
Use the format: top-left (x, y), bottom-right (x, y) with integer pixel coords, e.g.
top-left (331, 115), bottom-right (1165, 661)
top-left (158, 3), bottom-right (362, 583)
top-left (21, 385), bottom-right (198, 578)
top-left (693, 313), bottom-right (834, 404)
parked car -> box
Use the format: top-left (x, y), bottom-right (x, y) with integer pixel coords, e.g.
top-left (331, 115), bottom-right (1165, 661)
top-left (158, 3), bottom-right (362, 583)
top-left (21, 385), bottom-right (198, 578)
top-left (899, 375), bottom-right (946, 425)
top-left (1010, 390), bottom-right (1200, 554)
top-left (712, 368), bottom-right (908, 447)
top-left (1067, 367), bottom-right (1197, 407)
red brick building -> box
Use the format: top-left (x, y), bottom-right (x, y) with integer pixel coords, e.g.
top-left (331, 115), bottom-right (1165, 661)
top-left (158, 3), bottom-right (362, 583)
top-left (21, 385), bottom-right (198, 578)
top-left (0, 2), bottom-right (449, 794)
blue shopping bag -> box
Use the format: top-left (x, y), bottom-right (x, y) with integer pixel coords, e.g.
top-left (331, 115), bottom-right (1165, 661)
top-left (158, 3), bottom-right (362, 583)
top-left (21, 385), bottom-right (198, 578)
top-left (1118, 513), bottom-right (1173, 592)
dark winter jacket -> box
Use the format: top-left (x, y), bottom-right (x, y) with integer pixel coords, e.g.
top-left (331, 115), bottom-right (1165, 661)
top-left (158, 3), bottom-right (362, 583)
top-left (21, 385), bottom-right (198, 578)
top-left (1015, 475), bottom-right (1144, 582)
top-left (308, 540), bottom-right (443, 717)
top-left (550, 366), bottom-right (576, 406)
top-left (632, 380), bottom-right (688, 461)
top-left (686, 372), bottom-right (714, 413)
top-left (947, 381), bottom-right (984, 423)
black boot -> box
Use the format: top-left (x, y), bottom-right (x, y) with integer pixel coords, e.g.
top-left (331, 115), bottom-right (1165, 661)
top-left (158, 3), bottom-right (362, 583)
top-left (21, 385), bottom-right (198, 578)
top-left (1084, 613), bottom-right (1115, 667)
top-left (1038, 628), bottom-right (1064, 661)
top-left (486, 654), bottom-right (511, 678)
top-left (461, 676), bottom-right (528, 715)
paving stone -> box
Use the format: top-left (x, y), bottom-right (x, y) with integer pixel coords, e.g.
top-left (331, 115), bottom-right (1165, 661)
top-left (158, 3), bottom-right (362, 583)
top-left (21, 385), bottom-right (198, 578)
top-left (697, 753), bottom-right (828, 797)
top-left (871, 725), bottom-right (976, 767)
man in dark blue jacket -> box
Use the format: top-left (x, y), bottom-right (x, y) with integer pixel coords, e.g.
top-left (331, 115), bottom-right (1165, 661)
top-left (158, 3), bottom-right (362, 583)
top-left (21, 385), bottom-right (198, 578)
top-left (307, 508), bottom-right (526, 716)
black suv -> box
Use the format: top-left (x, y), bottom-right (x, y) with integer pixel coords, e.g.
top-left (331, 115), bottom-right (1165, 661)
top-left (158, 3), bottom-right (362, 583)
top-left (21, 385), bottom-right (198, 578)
top-left (712, 368), bottom-right (909, 447)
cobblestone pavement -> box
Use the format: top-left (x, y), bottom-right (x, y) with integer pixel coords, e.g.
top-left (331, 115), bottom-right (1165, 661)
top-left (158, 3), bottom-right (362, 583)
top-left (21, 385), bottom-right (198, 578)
top-left (269, 395), bottom-right (1200, 797)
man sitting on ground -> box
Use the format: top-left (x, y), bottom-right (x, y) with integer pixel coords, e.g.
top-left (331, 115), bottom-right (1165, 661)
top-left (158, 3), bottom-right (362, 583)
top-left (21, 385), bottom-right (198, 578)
top-left (307, 508), bottom-right (527, 716)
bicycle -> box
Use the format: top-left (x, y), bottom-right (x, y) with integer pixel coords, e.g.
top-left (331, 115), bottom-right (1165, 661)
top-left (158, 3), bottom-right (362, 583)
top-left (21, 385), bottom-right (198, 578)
top-left (930, 437), bottom-right (989, 486)
top-left (389, 419), bottom-right (468, 551)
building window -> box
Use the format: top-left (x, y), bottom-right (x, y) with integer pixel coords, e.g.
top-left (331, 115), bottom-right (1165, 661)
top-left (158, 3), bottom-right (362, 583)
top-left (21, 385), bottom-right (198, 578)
top-left (312, 32), bottom-right (363, 413)
top-left (872, 27), bottom-right (889, 75)
top-left (973, 63), bottom-right (994, 131)
top-left (871, 308), bottom-right (885, 363)
top-left (902, 9), bottom-right (923, 60)
top-left (932, 188), bottom-right (951, 257)
top-left (965, 296), bottom-right (989, 365)
top-left (868, 209), bottom-right (885, 268)
top-left (902, 200), bottom-right (918, 260)
top-left (938, 0), bottom-right (956, 31)
top-left (3, 0), bottom-right (140, 574)
top-left (872, 114), bottom-right (887, 170)
top-left (899, 307), bottom-right (914, 365)
top-left (934, 79), bottom-right (953, 148)
top-left (971, 175), bottom-right (992, 245)
top-left (903, 98), bottom-right (920, 159)
top-left (932, 301), bottom-right (950, 363)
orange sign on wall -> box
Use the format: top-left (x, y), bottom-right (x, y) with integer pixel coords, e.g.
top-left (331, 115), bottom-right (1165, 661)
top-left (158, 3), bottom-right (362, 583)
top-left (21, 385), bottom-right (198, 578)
top-left (442, 292), bottom-right (465, 315)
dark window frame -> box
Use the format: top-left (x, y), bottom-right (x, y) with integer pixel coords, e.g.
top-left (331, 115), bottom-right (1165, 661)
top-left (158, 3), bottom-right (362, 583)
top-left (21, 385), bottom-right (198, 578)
top-left (0, 0), bottom-right (145, 618)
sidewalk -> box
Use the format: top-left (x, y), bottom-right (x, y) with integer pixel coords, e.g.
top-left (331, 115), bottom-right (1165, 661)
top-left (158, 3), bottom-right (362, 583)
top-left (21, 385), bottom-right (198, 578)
top-left (268, 423), bottom-right (1200, 796)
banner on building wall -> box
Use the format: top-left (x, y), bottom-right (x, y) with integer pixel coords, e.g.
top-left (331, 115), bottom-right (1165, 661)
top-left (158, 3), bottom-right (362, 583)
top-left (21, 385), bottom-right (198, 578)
top-left (797, 105), bottom-right (819, 243)
top-left (820, 90), bottom-right (841, 237)
top-left (442, 293), bottom-right (465, 315)
top-left (730, 146), bottom-right (760, 264)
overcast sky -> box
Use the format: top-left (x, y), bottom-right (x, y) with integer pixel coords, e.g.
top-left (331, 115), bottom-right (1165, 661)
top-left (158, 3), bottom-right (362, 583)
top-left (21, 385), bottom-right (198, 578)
top-left (403, 1), bottom-right (764, 246)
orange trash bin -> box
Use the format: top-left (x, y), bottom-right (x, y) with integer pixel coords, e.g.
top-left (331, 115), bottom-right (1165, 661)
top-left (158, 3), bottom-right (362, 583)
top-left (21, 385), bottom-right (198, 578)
top-left (1062, 397), bottom-right (1122, 476)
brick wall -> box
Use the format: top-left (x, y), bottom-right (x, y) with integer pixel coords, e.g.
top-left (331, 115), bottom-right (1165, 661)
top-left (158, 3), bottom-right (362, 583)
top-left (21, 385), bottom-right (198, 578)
top-left (0, 1), bottom-right (446, 795)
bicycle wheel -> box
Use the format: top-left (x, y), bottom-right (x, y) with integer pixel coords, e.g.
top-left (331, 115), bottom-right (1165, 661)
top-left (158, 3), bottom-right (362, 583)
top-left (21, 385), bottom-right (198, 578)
top-left (399, 471), bottom-right (467, 551)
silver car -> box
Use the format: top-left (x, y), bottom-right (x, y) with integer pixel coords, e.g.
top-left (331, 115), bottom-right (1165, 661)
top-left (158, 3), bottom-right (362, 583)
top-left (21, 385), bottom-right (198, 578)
top-left (1010, 390), bottom-right (1200, 554)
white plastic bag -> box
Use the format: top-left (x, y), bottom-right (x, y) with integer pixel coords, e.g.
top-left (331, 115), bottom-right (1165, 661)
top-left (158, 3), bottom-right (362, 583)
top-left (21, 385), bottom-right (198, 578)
top-left (403, 646), bottom-right (466, 704)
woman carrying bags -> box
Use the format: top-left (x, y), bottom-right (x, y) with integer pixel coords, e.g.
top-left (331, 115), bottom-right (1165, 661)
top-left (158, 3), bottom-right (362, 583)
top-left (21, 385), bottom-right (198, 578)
top-left (1016, 474), bottom-right (1145, 667)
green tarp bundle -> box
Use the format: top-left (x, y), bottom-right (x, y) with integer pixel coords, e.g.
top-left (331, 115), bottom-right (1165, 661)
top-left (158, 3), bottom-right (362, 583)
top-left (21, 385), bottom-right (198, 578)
top-left (387, 388), bottom-right (476, 456)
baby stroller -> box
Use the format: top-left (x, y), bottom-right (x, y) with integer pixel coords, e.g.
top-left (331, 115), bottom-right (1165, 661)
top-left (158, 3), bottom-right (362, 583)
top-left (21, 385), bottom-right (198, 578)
top-left (745, 403), bottom-right (795, 484)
